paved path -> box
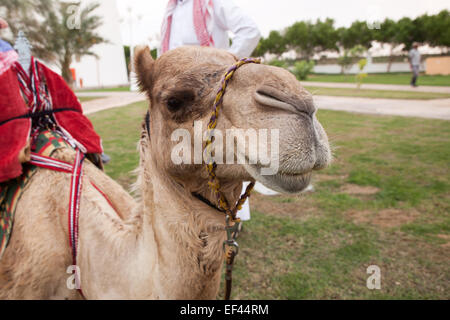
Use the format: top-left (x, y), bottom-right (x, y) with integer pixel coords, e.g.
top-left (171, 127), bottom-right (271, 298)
top-left (302, 81), bottom-right (450, 94)
top-left (314, 96), bottom-right (450, 120)
top-left (77, 91), bottom-right (450, 120)
top-left (77, 91), bottom-right (146, 115)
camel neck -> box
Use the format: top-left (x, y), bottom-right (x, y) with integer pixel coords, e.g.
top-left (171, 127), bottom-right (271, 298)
top-left (140, 162), bottom-right (231, 299)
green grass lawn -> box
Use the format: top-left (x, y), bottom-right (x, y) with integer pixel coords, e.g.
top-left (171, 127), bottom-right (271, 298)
top-left (88, 102), bottom-right (145, 187)
top-left (88, 102), bottom-right (450, 299)
top-left (305, 73), bottom-right (450, 87)
top-left (303, 86), bottom-right (450, 100)
top-left (76, 86), bottom-right (131, 93)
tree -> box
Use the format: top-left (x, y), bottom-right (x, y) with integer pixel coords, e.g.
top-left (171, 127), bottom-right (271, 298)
top-left (338, 21), bottom-right (374, 49)
top-left (0, 0), bottom-right (106, 85)
top-left (337, 45), bottom-right (366, 74)
top-left (123, 45), bottom-right (130, 76)
top-left (431, 10), bottom-right (450, 47)
top-left (337, 51), bottom-right (353, 74)
top-left (373, 18), bottom-right (400, 72)
top-left (394, 17), bottom-right (416, 51)
top-left (285, 19), bottom-right (338, 59)
top-left (337, 23), bottom-right (372, 74)
top-left (263, 30), bottom-right (287, 58)
top-left (285, 21), bottom-right (314, 59)
top-left (124, 45), bottom-right (158, 76)
top-left (311, 18), bottom-right (339, 53)
top-left (0, 0), bottom-right (54, 61)
top-left (417, 10), bottom-right (450, 48)
top-left (252, 11), bottom-right (450, 63)
top-left (252, 38), bottom-right (267, 57)
top-left (373, 11), bottom-right (449, 59)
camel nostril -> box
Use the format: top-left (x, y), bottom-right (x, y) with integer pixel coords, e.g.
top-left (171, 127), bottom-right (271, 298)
top-left (254, 86), bottom-right (315, 116)
top-left (254, 89), bottom-right (297, 114)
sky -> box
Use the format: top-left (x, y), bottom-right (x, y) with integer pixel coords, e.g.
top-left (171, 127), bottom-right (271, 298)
top-left (116, 0), bottom-right (450, 46)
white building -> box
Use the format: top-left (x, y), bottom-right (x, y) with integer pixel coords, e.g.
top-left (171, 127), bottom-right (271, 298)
top-left (70, 0), bottom-right (129, 89)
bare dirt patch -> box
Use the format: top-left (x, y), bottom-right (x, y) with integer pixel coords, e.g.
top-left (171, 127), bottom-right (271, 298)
top-left (251, 193), bottom-right (319, 220)
top-left (340, 183), bottom-right (380, 195)
top-left (375, 209), bottom-right (420, 228)
top-left (346, 208), bottom-right (420, 228)
top-left (437, 234), bottom-right (450, 248)
top-left (373, 231), bottom-right (450, 298)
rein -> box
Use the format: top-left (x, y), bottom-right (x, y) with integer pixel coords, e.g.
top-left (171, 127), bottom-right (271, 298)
top-left (29, 151), bottom-right (85, 267)
top-left (204, 57), bottom-right (261, 300)
top-left (0, 108), bottom-right (80, 127)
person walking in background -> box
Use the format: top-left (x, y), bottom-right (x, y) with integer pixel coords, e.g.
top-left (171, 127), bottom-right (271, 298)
top-left (159, 0), bottom-right (261, 223)
top-left (409, 42), bottom-right (421, 87)
top-left (160, 0), bottom-right (261, 58)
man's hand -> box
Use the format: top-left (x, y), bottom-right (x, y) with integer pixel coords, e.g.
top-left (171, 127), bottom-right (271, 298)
top-left (0, 18), bottom-right (9, 29)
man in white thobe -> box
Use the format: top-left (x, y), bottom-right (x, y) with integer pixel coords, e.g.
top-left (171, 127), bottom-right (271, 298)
top-left (159, 0), bottom-right (261, 59)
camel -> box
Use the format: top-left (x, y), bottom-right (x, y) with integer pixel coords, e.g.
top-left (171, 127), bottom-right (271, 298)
top-left (0, 46), bottom-right (331, 299)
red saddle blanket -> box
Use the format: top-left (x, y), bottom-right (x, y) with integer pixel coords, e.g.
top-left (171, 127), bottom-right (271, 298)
top-left (0, 59), bottom-right (103, 182)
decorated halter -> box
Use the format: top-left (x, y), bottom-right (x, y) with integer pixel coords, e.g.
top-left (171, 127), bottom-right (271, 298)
top-left (204, 57), bottom-right (261, 221)
top-left (204, 57), bottom-right (261, 300)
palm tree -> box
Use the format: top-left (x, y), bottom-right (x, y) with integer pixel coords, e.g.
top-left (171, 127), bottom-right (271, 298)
top-left (0, 0), bottom-right (105, 85)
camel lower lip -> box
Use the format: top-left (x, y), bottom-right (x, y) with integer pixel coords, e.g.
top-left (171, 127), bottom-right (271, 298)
top-left (247, 165), bottom-right (312, 194)
top-left (266, 172), bottom-right (311, 193)
top-left (275, 171), bottom-right (311, 182)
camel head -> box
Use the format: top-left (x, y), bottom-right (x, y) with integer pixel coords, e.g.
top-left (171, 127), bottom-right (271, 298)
top-left (134, 46), bottom-right (331, 197)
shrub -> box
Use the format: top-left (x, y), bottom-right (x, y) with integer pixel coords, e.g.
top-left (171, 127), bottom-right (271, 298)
top-left (268, 59), bottom-right (288, 69)
top-left (292, 60), bottom-right (315, 80)
top-left (355, 58), bottom-right (368, 88)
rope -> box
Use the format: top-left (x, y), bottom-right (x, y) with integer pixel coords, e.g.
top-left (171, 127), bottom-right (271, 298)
top-left (30, 149), bottom-right (85, 298)
top-left (204, 58), bottom-right (260, 222)
top-left (0, 108), bottom-right (80, 127)
top-left (224, 246), bottom-right (237, 300)
top-left (203, 57), bottom-right (261, 301)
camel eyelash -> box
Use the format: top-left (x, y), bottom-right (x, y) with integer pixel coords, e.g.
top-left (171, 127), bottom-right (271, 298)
top-left (164, 90), bottom-right (196, 104)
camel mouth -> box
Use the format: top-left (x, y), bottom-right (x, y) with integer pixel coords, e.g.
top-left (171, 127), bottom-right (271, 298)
top-left (245, 164), bottom-right (312, 194)
top-left (263, 171), bottom-right (312, 194)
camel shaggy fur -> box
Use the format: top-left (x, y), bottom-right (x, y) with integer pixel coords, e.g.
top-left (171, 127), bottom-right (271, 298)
top-left (0, 46), bottom-right (331, 299)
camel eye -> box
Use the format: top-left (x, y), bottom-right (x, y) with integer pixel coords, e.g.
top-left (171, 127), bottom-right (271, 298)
top-left (165, 90), bottom-right (195, 113)
top-left (167, 97), bottom-right (183, 112)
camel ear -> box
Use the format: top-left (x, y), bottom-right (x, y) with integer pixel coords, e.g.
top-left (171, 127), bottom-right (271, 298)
top-left (134, 45), bottom-right (154, 92)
